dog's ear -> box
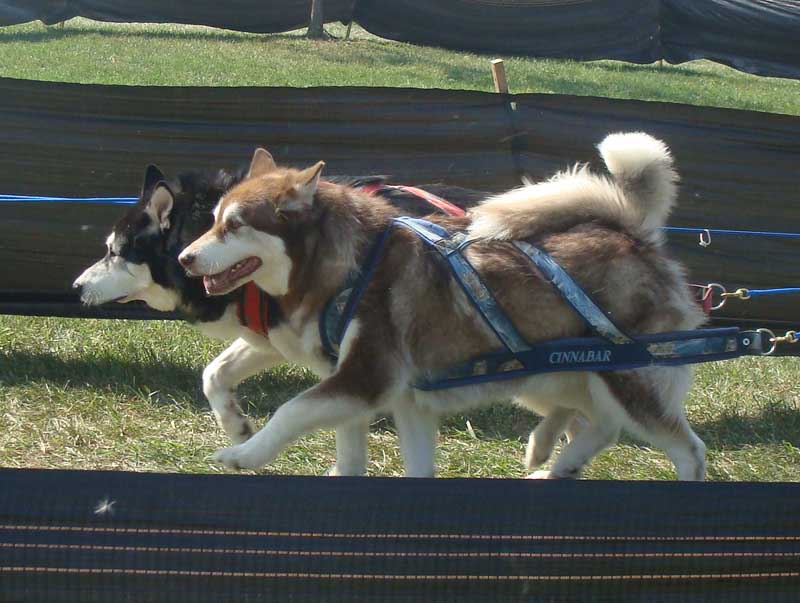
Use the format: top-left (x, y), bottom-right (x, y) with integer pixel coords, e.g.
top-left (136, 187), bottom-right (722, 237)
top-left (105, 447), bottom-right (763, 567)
top-left (284, 161), bottom-right (325, 212)
top-left (145, 183), bottom-right (174, 231)
top-left (247, 148), bottom-right (276, 179)
top-left (141, 164), bottom-right (166, 198)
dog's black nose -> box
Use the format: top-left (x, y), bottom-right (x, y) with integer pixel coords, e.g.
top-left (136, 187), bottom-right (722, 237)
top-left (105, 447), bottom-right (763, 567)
top-left (179, 252), bottom-right (195, 269)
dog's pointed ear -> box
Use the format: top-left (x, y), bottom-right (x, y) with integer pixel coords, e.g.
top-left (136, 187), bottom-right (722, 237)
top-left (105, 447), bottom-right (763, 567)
top-left (247, 148), bottom-right (276, 179)
top-left (145, 183), bottom-right (174, 231)
top-left (281, 161), bottom-right (325, 213)
top-left (141, 164), bottom-right (166, 197)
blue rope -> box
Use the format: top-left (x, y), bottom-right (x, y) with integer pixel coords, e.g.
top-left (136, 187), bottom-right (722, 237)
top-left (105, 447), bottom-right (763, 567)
top-left (664, 226), bottom-right (800, 239)
top-left (0, 194), bottom-right (136, 204)
top-left (3, 195), bottom-right (800, 239)
top-left (746, 287), bottom-right (800, 298)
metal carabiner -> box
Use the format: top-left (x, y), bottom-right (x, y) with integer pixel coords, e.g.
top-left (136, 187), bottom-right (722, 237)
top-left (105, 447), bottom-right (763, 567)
top-left (699, 229), bottom-right (712, 247)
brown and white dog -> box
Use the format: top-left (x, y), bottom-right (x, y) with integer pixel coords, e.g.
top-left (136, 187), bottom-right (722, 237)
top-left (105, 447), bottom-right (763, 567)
top-left (180, 133), bottom-right (707, 480)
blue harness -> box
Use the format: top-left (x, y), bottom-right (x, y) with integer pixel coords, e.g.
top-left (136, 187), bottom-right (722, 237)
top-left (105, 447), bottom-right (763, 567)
top-left (320, 217), bottom-right (771, 390)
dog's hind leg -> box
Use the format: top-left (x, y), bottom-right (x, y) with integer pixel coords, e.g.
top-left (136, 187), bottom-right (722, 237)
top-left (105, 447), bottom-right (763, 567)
top-left (524, 407), bottom-right (577, 471)
top-left (650, 415), bottom-right (706, 481)
top-left (602, 367), bottom-right (706, 481)
top-left (393, 400), bottom-right (438, 478)
top-left (530, 376), bottom-right (627, 479)
top-left (203, 338), bottom-right (282, 444)
top-left (535, 421), bottom-right (621, 479)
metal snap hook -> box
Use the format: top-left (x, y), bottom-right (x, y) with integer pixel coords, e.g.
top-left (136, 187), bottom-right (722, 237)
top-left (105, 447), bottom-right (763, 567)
top-left (756, 328), bottom-right (778, 356)
top-left (706, 283), bottom-right (727, 311)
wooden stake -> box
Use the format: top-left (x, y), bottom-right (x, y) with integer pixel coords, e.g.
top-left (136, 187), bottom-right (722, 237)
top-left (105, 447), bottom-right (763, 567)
top-left (491, 59), bottom-right (509, 94)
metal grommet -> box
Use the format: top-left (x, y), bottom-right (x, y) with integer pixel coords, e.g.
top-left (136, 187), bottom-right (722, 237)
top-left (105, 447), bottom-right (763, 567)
top-left (742, 337), bottom-right (751, 346)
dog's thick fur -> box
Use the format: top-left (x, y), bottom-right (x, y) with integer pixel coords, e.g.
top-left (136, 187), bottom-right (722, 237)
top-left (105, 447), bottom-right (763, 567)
top-left (73, 162), bottom-right (490, 475)
top-left (181, 133), bottom-right (707, 480)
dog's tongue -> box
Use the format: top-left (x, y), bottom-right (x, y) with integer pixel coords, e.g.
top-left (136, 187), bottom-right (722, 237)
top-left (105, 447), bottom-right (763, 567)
top-left (203, 274), bottom-right (230, 295)
top-left (202, 257), bottom-right (263, 295)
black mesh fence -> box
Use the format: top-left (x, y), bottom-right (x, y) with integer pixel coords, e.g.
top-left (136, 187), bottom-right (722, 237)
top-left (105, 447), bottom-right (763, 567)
top-left (0, 77), bottom-right (797, 345)
top-left (2, 468), bottom-right (800, 601)
top-left (2, 0), bottom-right (799, 79)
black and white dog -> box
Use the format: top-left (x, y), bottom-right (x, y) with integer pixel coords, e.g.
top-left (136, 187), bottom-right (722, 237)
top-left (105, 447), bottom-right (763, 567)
top-left (73, 162), bottom-right (488, 475)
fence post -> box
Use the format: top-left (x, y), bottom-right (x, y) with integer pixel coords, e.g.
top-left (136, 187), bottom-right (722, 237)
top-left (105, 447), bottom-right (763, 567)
top-left (491, 59), bottom-right (509, 94)
top-left (307, 0), bottom-right (325, 39)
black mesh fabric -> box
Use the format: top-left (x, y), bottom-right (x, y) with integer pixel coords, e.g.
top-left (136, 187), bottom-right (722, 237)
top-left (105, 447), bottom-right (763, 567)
top-left (1, 468), bottom-right (799, 601)
top-left (0, 77), bottom-right (797, 343)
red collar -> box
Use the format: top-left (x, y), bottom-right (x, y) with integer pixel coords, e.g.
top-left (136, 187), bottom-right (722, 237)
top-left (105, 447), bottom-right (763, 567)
top-left (236, 281), bottom-right (270, 336)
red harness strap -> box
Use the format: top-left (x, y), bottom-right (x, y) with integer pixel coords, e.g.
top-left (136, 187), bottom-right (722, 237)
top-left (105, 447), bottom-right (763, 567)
top-left (689, 284), bottom-right (715, 315)
top-left (359, 183), bottom-right (466, 217)
top-left (236, 281), bottom-right (270, 336)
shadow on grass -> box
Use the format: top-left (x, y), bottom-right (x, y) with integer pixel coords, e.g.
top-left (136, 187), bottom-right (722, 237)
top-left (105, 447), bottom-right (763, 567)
top-left (695, 405), bottom-right (800, 451)
top-left (6, 349), bottom-right (794, 450)
top-left (0, 349), bottom-right (316, 415)
top-left (1, 348), bottom-right (201, 398)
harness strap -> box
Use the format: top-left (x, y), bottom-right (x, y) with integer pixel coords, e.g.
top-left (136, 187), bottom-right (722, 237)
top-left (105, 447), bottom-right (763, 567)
top-left (319, 216), bottom-right (773, 391)
top-left (360, 183), bottom-right (466, 217)
top-left (320, 228), bottom-right (394, 357)
top-left (393, 217), bottom-right (532, 354)
top-left (416, 328), bottom-right (768, 390)
top-left (512, 241), bottom-right (633, 344)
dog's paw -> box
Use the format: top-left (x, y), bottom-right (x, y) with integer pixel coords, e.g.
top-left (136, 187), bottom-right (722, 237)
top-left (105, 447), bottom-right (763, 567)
top-left (525, 438), bottom-right (552, 471)
top-left (325, 464), bottom-right (367, 477)
top-left (525, 470), bottom-right (553, 480)
top-left (212, 444), bottom-right (258, 471)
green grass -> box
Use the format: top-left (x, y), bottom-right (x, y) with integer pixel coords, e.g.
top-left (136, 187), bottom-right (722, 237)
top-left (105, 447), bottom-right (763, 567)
top-left (0, 19), bottom-right (798, 115)
top-left (0, 19), bottom-right (798, 480)
top-left (1, 315), bottom-right (798, 480)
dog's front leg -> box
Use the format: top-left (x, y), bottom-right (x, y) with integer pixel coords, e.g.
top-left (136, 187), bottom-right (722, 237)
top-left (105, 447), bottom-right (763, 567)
top-left (212, 382), bottom-right (375, 471)
top-left (212, 320), bottom-right (400, 472)
top-left (392, 400), bottom-right (438, 478)
top-left (328, 419), bottom-right (370, 476)
top-left (203, 338), bottom-right (283, 444)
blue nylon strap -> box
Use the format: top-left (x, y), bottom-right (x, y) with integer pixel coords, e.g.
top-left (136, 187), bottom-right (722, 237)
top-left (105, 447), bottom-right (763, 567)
top-left (392, 217), bottom-right (532, 354)
top-left (415, 328), bottom-right (767, 390)
top-left (512, 240), bottom-right (633, 345)
top-left (319, 227), bottom-right (394, 358)
top-left (0, 194), bottom-right (137, 204)
top-left (663, 226), bottom-right (800, 239)
top-left (746, 287), bottom-right (800, 297)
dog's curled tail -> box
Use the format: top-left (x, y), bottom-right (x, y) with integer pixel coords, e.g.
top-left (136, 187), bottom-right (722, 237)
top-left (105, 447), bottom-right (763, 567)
top-left (468, 132), bottom-right (677, 244)
top-left (597, 132), bottom-right (678, 237)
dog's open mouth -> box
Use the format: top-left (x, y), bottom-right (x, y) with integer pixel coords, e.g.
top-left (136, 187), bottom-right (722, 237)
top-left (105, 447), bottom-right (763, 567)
top-left (203, 257), bottom-right (262, 295)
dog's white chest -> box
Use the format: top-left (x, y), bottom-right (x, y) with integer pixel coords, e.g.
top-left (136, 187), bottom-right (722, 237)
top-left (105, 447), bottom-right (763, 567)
top-left (268, 317), bottom-right (333, 379)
